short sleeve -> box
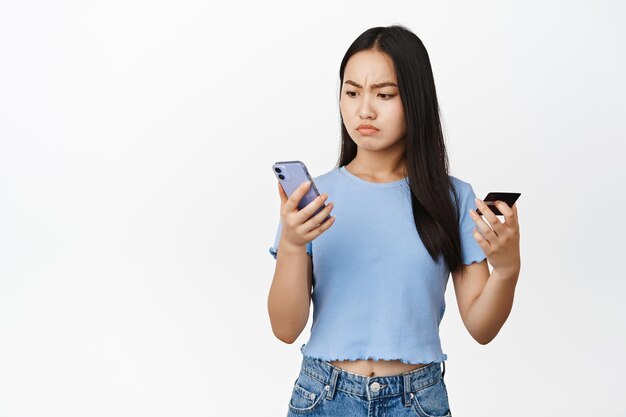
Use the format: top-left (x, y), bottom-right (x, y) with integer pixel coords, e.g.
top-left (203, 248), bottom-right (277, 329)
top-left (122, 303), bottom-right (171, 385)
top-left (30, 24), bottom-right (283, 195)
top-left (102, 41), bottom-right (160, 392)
top-left (268, 220), bottom-right (313, 260)
top-left (457, 183), bottom-right (487, 265)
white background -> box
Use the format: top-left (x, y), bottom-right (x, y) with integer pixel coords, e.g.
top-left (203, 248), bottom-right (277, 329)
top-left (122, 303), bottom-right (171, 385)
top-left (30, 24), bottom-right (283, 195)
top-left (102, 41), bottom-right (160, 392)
top-left (1, 1), bottom-right (624, 416)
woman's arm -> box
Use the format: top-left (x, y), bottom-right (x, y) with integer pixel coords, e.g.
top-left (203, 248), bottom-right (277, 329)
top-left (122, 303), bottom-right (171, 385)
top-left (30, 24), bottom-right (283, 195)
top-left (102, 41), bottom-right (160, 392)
top-left (267, 238), bottom-right (313, 344)
top-left (453, 261), bottom-right (520, 345)
top-left (456, 197), bottom-right (521, 345)
top-left (464, 267), bottom-right (519, 344)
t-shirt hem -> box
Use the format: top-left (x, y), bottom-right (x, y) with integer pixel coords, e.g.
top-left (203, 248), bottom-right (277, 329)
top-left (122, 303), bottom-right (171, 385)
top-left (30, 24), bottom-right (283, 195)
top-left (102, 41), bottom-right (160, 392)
top-left (302, 352), bottom-right (448, 365)
top-left (463, 254), bottom-right (487, 265)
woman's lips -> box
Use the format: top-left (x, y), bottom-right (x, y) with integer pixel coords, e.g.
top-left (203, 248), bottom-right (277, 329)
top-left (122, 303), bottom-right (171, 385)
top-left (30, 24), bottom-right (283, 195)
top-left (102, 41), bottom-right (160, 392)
top-left (357, 128), bottom-right (379, 134)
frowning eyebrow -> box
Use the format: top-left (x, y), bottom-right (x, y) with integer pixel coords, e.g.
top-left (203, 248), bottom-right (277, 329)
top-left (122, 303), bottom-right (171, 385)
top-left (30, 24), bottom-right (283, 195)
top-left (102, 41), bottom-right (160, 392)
top-left (344, 80), bottom-right (398, 89)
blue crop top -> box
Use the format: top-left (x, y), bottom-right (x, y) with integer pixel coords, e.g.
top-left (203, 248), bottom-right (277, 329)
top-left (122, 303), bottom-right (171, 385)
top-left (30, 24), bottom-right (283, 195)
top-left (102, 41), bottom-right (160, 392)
top-left (269, 166), bottom-right (487, 365)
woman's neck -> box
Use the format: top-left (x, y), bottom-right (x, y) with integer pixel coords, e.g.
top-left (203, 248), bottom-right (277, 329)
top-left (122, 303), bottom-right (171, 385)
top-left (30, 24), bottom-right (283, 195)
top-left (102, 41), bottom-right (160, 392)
top-left (344, 160), bottom-right (407, 182)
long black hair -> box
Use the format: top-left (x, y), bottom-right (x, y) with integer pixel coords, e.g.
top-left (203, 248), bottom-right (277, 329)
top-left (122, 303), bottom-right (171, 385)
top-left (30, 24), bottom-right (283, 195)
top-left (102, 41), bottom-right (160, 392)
top-left (337, 25), bottom-right (467, 277)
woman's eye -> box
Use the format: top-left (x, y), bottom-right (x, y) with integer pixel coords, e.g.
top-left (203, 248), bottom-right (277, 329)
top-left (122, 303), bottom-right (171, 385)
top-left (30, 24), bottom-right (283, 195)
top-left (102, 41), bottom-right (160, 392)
top-left (344, 91), bottom-right (394, 99)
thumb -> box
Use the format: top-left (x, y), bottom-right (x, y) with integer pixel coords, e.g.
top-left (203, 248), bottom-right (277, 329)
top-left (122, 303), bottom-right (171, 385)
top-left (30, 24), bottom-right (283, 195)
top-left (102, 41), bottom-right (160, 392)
top-left (278, 182), bottom-right (288, 204)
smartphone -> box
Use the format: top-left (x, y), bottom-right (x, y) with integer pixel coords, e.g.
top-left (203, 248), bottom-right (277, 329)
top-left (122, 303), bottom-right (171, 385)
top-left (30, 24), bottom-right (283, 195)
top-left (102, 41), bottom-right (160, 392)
top-left (475, 192), bottom-right (521, 216)
top-left (272, 160), bottom-right (331, 223)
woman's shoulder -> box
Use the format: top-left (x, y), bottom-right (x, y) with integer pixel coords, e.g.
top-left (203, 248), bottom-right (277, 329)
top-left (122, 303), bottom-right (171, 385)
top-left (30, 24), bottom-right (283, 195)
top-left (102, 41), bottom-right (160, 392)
top-left (448, 175), bottom-right (470, 187)
top-left (447, 175), bottom-right (477, 204)
top-left (448, 174), bottom-right (473, 192)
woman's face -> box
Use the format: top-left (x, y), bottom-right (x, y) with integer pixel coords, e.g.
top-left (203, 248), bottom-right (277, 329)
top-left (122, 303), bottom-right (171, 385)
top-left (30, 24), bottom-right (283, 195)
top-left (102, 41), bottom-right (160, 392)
top-left (340, 49), bottom-right (406, 152)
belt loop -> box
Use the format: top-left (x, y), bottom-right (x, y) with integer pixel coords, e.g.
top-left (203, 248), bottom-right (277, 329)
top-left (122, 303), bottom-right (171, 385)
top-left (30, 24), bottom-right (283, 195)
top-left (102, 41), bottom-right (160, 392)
top-left (403, 374), bottom-right (412, 407)
top-left (326, 367), bottom-right (341, 400)
top-left (441, 360), bottom-right (446, 379)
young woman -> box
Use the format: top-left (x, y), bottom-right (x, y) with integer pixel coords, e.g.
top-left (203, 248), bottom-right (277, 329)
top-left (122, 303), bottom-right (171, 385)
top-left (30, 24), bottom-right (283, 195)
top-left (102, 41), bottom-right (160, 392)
top-left (267, 25), bottom-right (521, 416)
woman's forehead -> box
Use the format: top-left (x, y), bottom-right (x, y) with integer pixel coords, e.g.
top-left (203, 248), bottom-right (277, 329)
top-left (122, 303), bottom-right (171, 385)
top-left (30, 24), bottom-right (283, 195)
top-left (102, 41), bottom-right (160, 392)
top-left (344, 50), bottom-right (397, 85)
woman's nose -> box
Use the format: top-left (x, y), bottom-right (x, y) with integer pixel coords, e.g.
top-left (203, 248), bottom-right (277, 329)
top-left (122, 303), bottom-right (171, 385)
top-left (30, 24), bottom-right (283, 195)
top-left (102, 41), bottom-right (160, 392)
top-left (358, 97), bottom-right (375, 119)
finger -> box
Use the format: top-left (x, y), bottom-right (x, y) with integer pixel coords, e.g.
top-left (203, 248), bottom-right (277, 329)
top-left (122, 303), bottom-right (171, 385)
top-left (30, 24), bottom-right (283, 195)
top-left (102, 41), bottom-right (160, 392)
top-left (284, 180), bottom-right (311, 212)
top-left (278, 182), bottom-right (288, 204)
top-left (305, 211), bottom-right (335, 239)
top-left (469, 207), bottom-right (497, 244)
top-left (472, 225), bottom-right (492, 253)
top-left (474, 198), bottom-right (504, 236)
top-left (302, 200), bottom-right (334, 232)
top-left (494, 200), bottom-right (514, 225)
top-left (296, 192), bottom-right (328, 225)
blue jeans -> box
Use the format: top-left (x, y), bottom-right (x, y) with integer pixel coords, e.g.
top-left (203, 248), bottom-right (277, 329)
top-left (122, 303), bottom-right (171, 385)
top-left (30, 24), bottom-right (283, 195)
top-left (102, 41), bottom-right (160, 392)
top-left (287, 344), bottom-right (451, 416)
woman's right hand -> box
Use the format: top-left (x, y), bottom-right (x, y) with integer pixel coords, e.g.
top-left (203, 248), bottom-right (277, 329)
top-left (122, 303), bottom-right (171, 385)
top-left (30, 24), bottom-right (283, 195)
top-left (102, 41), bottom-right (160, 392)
top-left (277, 180), bottom-right (335, 248)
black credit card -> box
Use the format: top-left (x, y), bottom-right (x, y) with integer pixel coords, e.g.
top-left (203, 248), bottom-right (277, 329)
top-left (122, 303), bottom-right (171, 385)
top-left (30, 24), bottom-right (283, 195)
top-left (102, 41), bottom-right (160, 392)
top-left (475, 192), bottom-right (521, 216)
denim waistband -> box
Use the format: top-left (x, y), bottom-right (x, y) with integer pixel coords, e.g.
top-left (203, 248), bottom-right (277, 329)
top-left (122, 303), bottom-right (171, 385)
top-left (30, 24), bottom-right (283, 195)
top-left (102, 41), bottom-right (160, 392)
top-left (297, 344), bottom-right (446, 403)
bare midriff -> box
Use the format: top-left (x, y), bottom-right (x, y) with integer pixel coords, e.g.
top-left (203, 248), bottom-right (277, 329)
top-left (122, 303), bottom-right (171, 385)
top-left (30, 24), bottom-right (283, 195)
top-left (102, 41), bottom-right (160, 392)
top-left (328, 359), bottom-right (427, 377)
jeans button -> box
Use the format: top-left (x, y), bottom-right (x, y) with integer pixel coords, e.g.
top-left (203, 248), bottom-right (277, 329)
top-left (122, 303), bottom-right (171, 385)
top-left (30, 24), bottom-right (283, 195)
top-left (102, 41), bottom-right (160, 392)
top-left (370, 382), bottom-right (380, 392)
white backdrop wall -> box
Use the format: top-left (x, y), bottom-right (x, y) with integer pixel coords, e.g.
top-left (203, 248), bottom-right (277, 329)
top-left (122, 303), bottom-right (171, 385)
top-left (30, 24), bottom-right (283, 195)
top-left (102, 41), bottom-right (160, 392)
top-left (0, 1), bottom-right (624, 416)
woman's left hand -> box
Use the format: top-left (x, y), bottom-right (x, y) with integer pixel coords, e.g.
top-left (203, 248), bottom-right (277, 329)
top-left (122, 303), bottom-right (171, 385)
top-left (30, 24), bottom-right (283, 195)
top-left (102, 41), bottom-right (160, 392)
top-left (469, 199), bottom-right (521, 276)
